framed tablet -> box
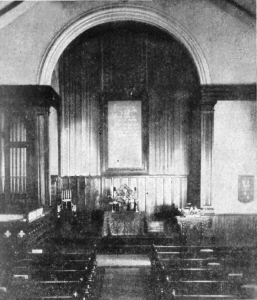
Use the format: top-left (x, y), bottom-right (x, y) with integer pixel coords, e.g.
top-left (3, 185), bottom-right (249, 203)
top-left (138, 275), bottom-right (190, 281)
top-left (103, 100), bottom-right (148, 175)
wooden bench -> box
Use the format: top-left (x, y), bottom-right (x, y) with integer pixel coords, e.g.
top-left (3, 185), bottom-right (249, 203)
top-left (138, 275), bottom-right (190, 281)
top-left (150, 244), bottom-right (256, 300)
top-left (6, 244), bottom-right (98, 299)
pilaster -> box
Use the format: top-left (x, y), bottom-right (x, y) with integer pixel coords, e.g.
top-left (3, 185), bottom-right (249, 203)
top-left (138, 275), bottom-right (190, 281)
top-left (200, 89), bottom-right (217, 209)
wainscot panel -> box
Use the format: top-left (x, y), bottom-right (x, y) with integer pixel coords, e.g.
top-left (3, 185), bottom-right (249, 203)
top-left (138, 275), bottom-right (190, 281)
top-left (53, 175), bottom-right (188, 217)
top-left (213, 214), bottom-right (257, 247)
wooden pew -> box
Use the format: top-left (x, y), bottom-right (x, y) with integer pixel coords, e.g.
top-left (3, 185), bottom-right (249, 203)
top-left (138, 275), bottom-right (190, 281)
top-left (150, 244), bottom-right (256, 300)
top-left (6, 244), bottom-right (98, 299)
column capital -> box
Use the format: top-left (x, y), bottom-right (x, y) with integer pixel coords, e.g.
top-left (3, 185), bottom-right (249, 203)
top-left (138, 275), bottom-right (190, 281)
top-left (200, 86), bottom-right (218, 111)
top-left (201, 84), bottom-right (256, 102)
top-left (200, 99), bottom-right (217, 112)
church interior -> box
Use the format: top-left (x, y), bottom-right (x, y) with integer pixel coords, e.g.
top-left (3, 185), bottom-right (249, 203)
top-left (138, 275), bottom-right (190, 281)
top-left (0, 1), bottom-right (256, 299)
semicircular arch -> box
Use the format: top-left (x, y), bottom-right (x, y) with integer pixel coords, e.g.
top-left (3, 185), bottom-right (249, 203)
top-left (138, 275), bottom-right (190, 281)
top-left (38, 4), bottom-right (211, 85)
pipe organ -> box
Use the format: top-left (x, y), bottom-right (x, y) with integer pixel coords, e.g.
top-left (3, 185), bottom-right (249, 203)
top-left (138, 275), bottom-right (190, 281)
top-left (0, 86), bottom-right (60, 214)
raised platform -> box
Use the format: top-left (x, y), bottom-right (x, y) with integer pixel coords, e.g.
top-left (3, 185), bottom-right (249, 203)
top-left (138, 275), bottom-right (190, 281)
top-left (98, 235), bottom-right (180, 254)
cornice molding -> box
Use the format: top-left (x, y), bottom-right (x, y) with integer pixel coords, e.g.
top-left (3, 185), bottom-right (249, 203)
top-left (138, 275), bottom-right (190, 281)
top-left (201, 84), bottom-right (256, 102)
top-left (0, 85), bottom-right (60, 109)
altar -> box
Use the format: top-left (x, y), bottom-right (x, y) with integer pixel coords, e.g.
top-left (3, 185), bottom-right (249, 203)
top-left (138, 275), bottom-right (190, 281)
top-left (102, 212), bottom-right (147, 236)
top-left (176, 215), bottom-right (214, 245)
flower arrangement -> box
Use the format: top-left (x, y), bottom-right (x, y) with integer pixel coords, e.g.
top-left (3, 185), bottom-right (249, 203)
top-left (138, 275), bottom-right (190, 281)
top-left (154, 204), bottom-right (183, 221)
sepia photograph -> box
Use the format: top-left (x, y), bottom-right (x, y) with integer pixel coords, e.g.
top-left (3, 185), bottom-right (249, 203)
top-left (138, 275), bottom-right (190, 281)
top-left (0, 0), bottom-right (256, 299)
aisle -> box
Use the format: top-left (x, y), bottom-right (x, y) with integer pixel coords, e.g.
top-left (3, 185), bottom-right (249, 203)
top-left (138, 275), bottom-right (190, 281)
top-left (97, 255), bottom-right (152, 300)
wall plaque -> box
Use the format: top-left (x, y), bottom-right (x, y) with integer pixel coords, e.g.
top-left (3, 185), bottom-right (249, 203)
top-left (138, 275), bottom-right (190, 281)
top-left (108, 101), bottom-right (143, 169)
top-left (238, 175), bottom-right (254, 203)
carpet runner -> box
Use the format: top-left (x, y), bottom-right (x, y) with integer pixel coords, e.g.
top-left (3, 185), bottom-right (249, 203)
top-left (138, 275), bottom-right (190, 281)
top-left (96, 255), bottom-right (152, 300)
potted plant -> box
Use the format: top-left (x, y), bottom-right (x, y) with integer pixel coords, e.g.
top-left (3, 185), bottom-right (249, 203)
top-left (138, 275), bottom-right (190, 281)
top-left (153, 204), bottom-right (182, 234)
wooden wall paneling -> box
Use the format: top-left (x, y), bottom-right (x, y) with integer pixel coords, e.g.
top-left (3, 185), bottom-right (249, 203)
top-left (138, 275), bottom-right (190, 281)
top-left (169, 99), bottom-right (175, 175)
top-left (174, 98), bottom-right (182, 175)
top-left (235, 215), bottom-right (257, 246)
top-left (129, 177), bottom-right (137, 192)
top-left (84, 176), bottom-right (99, 210)
top-left (90, 177), bottom-right (100, 209)
top-left (182, 98), bottom-right (189, 176)
top-left (112, 177), bottom-right (120, 193)
top-left (59, 42), bottom-right (101, 177)
top-left (159, 102), bottom-right (165, 175)
top-left (87, 93), bottom-right (92, 175)
top-left (213, 214), bottom-right (257, 246)
top-left (213, 215), bottom-right (224, 245)
top-left (50, 176), bottom-right (58, 208)
top-left (225, 215), bottom-right (234, 244)
top-left (61, 177), bottom-right (69, 191)
top-left (173, 177), bottom-right (181, 208)
top-left (93, 177), bottom-right (101, 208)
top-left (156, 177), bottom-right (164, 207)
top-left (155, 96), bottom-right (161, 175)
top-left (69, 69), bottom-right (76, 176)
top-left (60, 52), bottom-right (69, 176)
top-left (148, 89), bottom-right (157, 174)
top-left (91, 94), bottom-right (101, 176)
top-left (56, 26), bottom-right (204, 215)
top-left (120, 177), bottom-right (129, 186)
top-left (74, 61), bottom-right (82, 177)
top-left (58, 27), bottom-right (194, 181)
top-left (163, 177), bottom-right (172, 206)
top-left (138, 177), bottom-right (146, 212)
top-left (69, 177), bottom-right (77, 207)
top-left (164, 98), bottom-right (170, 174)
top-left (77, 177), bottom-right (85, 211)
top-left (170, 176), bottom-right (175, 206)
top-left (181, 177), bottom-right (188, 208)
top-left (145, 177), bottom-right (156, 216)
top-left (82, 92), bottom-right (90, 176)
top-left (58, 175), bottom-right (188, 214)
top-left (102, 177), bottom-right (111, 210)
